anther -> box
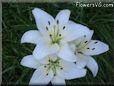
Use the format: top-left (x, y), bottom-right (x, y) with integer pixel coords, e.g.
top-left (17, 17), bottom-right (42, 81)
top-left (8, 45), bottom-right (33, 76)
top-left (92, 48), bottom-right (95, 50)
top-left (94, 41), bottom-right (98, 44)
top-left (46, 26), bottom-right (48, 30)
top-left (50, 34), bottom-right (52, 37)
top-left (57, 20), bottom-right (59, 24)
top-left (74, 62), bottom-right (76, 64)
top-left (84, 41), bottom-right (88, 43)
top-left (87, 48), bottom-right (90, 49)
top-left (63, 26), bottom-right (65, 30)
top-left (48, 21), bottom-right (50, 25)
top-left (59, 34), bottom-right (61, 36)
top-left (54, 73), bottom-right (56, 76)
top-left (60, 67), bottom-right (63, 70)
top-left (46, 73), bottom-right (48, 76)
top-left (84, 35), bottom-right (86, 37)
top-left (44, 65), bottom-right (47, 68)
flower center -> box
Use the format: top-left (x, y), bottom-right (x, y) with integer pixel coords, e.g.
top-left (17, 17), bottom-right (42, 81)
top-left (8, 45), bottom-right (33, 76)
top-left (76, 41), bottom-right (89, 54)
top-left (49, 25), bottom-right (62, 45)
top-left (44, 57), bottom-right (63, 76)
top-left (45, 20), bottom-right (66, 45)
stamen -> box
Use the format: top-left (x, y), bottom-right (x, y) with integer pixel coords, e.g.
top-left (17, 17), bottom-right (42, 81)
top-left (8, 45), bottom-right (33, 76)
top-left (48, 21), bottom-right (50, 25)
top-left (78, 52), bottom-right (83, 54)
top-left (84, 35), bottom-right (86, 37)
top-left (87, 48), bottom-right (90, 49)
top-left (63, 26), bottom-right (65, 30)
top-left (94, 41), bottom-right (98, 44)
top-left (84, 41), bottom-right (88, 43)
top-left (46, 26), bottom-right (48, 30)
top-left (59, 34), bottom-right (61, 36)
top-left (57, 20), bottom-right (59, 24)
top-left (92, 48), bottom-right (95, 50)
top-left (50, 34), bottom-right (52, 37)
top-left (60, 67), bottom-right (63, 70)
top-left (54, 74), bottom-right (56, 76)
top-left (44, 65), bottom-right (47, 68)
top-left (46, 73), bottom-right (48, 76)
top-left (74, 62), bottom-right (76, 64)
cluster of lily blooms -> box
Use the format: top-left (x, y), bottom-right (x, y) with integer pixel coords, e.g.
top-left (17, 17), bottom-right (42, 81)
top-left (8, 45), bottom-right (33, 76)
top-left (20, 8), bottom-right (109, 85)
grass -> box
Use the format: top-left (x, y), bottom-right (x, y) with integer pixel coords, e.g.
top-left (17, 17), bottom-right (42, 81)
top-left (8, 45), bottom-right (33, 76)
top-left (2, 3), bottom-right (114, 85)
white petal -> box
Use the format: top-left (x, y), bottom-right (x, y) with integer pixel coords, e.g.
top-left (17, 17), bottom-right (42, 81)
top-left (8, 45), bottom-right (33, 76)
top-left (32, 8), bottom-right (55, 31)
top-left (51, 76), bottom-right (65, 85)
top-left (74, 30), bottom-right (94, 46)
top-left (39, 55), bottom-right (58, 64)
top-left (82, 40), bottom-right (109, 55)
top-left (75, 54), bottom-right (88, 69)
top-left (55, 9), bottom-right (71, 29)
top-left (58, 60), bottom-right (87, 79)
top-left (68, 20), bottom-right (76, 25)
top-left (20, 55), bottom-right (40, 69)
top-left (57, 43), bottom-right (77, 62)
top-left (85, 30), bottom-right (94, 41)
top-left (62, 23), bottom-right (90, 42)
top-left (29, 66), bottom-right (53, 85)
top-left (86, 56), bottom-right (98, 77)
top-left (33, 43), bottom-right (59, 60)
top-left (21, 30), bottom-right (42, 44)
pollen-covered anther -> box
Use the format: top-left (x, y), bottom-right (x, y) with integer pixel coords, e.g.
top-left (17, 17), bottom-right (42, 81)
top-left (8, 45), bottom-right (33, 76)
top-left (87, 48), bottom-right (90, 49)
top-left (92, 48), bottom-right (95, 50)
top-left (84, 35), bottom-right (86, 37)
top-left (60, 67), bottom-right (63, 70)
top-left (84, 41), bottom-right (88, 43)
top-left (46, 26), bottom-right (48, 30)
top-left (54, 73), bottom-right (56, 76)
top-left (46, 73), bottom-right (48, 76)
top-left (48, 59), bottom-right (50, 62)
top-left (50, 34), bottom-right (52, 37)
top-left (59, 34), bottom-right (61, 36)
top-left (48, 21), bottom-right (50, 25)
top-left (57, 20), bottom-right (59, 24)
top-left (44, 65), bottom-right (47, 68)
top-left (94, 41), bottom-right (98, 44)
top-left (63, 26), bottom-right (65, 30)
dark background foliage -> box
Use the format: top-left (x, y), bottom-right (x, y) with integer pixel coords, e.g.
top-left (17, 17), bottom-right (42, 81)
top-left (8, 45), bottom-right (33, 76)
top-left (2, 3), bottom-right (114, 85)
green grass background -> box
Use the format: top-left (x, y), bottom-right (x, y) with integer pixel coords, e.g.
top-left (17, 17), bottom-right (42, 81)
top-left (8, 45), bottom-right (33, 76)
top-left (2, 3), bottom-right (114, 85)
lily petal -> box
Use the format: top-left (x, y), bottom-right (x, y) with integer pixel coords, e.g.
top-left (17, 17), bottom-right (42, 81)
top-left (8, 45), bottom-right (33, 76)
top-left (29, 66), bottom-right (53, 85)
top-left (85, 30), bottom-right (94, 41)
top-left (33, 43), bottom-right (59, 60)
top-left (39, 55), bottom-right (58, 64)
top-left (32, 8), bottom-right (55, 31)
top-left (68, 20), bottom-right (76, 24)
top-left (21, 30), bottom-right (42, 44)
top-left (74, 30), bottom-right (94, 46)
top-left (75, 54), bottom-right (88, 69)
top-left (58, 60), bottom-right (87, 79)
top-left (82, 40), bottom-right (109, 55)
top-left (86, 56), bottom-right (98, 77)
top-left (62, 23), bottom-right (90, 42)
top-left (57, 43), bottom-right (77, 62)
top-left (51, 76), bottom-right (65, 85)
top-left (55, 9), bottom-right (71, 29)
top-left (20, 55), bottom-right (40, 69)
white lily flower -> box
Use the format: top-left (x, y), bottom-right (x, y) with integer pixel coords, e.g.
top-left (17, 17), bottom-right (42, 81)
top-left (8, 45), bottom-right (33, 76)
top-left (20, 55), bottom-right (87, 85)
top-left (71, 30), bottom-right (109, 77)
top-left (21, 8), bottom-right (90, 62)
